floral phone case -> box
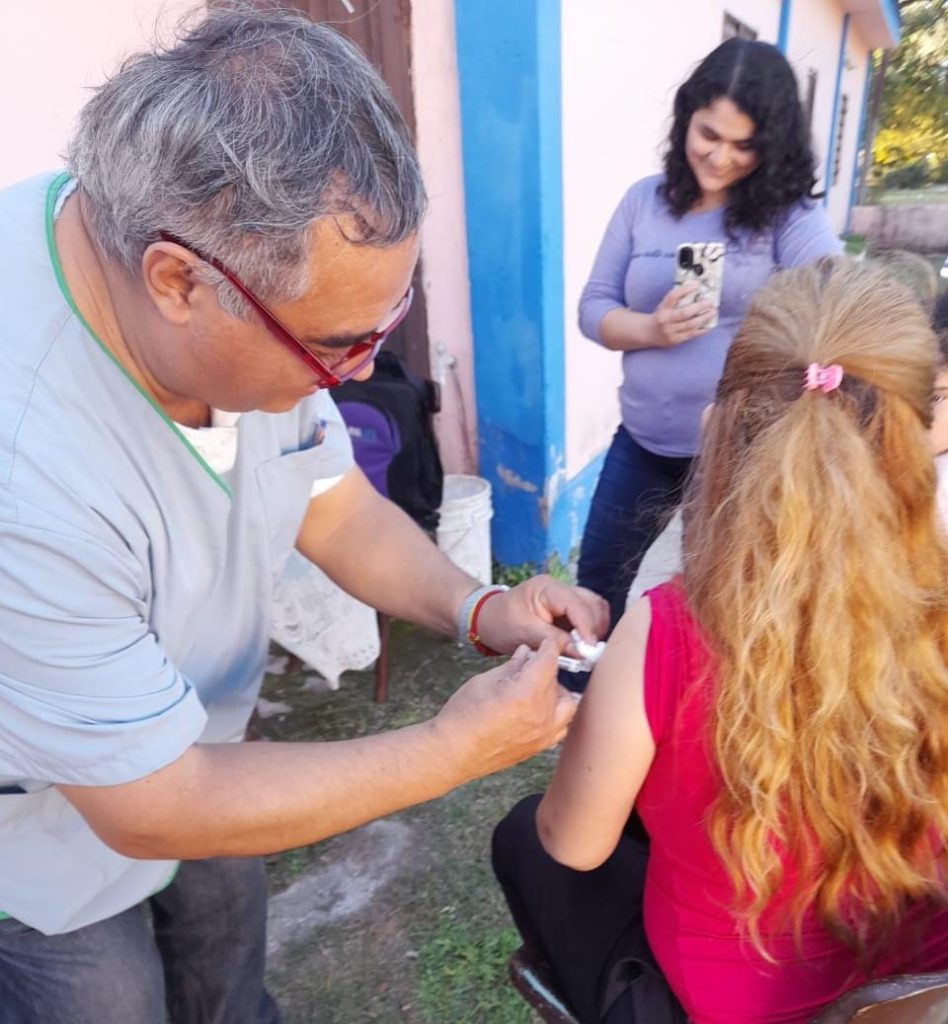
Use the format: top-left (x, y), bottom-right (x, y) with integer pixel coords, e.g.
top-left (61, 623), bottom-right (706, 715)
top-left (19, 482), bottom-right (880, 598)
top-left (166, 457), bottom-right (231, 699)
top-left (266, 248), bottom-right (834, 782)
top-left (674, 242), bottom-right (725, 330)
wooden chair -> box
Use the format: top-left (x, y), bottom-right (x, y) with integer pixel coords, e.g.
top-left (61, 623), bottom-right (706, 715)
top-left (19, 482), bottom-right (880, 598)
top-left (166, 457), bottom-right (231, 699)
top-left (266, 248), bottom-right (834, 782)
top-left (508, 946), bottom-right (579, 1024)
top-left (810, 971), bottom-right (948, 1024)
top-left (373, 611), bottom-right (390, 702)
top-left (508, 945), bottom-right (948, 1024)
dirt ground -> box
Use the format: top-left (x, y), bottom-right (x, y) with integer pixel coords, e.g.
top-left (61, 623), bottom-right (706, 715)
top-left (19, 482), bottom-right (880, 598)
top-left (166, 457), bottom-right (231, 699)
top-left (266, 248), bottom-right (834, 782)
top-left (257, 622), bottom-right (550, 1024)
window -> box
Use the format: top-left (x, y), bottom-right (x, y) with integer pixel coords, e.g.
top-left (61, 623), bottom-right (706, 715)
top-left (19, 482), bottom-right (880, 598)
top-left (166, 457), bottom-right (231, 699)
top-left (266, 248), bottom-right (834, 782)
top-left (831, 94), bottom-right (849, 187)
top-left (804, 69), bottom-right (818, 130)
top-left (722, 13), bottom-right (757, 41)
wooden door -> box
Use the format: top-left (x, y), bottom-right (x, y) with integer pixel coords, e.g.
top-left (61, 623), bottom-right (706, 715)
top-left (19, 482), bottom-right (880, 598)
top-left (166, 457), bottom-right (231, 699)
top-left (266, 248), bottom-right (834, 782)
top-left (285, 0), bottom-right (430, 378)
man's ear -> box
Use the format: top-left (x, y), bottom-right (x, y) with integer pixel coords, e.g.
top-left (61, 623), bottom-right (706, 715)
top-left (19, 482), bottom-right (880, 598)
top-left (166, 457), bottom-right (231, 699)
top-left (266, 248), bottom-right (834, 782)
top-left (141, 242), bottom-right (202, 326)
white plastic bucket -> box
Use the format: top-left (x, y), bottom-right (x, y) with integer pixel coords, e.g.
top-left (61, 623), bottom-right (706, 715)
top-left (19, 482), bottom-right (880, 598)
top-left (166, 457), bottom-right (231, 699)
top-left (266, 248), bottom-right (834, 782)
top-left (436, 475), bottom-right (494, 585)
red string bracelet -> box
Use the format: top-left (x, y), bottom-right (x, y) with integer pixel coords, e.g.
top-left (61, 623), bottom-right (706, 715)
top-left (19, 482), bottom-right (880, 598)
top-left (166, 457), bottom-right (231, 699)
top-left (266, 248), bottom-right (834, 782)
top-left (467, 587), bottom-right (506, 657)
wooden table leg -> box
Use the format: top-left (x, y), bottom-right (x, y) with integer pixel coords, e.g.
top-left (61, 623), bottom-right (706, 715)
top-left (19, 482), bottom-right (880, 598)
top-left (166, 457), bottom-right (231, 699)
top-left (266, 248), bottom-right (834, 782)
top-left (374, 611), bottom-right (390, 702)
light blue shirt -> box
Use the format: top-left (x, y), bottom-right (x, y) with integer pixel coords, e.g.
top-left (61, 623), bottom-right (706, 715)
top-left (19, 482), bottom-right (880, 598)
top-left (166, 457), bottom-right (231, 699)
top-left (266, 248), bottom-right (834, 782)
top-left (0, 173), bottom-right (353, 934)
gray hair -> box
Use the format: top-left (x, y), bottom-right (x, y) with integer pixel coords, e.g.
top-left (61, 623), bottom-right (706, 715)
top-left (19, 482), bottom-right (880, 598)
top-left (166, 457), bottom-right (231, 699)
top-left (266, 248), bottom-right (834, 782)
top-left (67, 3), bottom-right (426, 315)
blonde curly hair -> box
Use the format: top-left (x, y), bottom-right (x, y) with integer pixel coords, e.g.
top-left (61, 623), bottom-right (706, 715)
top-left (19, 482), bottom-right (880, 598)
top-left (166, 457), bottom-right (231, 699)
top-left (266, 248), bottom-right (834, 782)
top-left (682, 257), bottom-right (948, 959)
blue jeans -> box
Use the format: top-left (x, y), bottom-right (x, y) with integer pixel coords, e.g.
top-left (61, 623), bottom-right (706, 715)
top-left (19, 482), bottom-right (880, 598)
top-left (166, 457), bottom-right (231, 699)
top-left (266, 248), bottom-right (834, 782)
top-left (0, 856), bottom-right (281, 1024)
top-left (578, 427), bottom-right (693, 634)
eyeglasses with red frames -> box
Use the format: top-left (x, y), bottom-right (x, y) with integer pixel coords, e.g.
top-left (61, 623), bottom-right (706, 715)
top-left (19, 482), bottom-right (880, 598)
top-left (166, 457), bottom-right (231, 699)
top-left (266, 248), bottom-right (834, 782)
top-left (159, 232), bottom-right (413, 388)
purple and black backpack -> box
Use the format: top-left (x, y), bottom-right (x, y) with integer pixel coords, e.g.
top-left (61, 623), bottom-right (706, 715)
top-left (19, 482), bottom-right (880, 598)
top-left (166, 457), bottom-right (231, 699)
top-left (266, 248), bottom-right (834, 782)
top-left (334, 352), bottom-right (444, 535)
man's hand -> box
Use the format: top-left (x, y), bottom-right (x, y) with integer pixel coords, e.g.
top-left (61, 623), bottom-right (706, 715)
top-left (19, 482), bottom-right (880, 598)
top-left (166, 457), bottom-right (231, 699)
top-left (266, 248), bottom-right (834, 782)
top-left (474, 575), bottom-right (608, 656)
top-left (432, 640), bottom-right (579, 781)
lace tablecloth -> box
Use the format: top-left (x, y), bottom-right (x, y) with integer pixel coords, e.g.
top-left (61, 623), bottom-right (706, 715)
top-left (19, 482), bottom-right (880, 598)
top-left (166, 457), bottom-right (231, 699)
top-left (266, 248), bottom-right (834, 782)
top-left (270, 551), bottom-right (380, 689)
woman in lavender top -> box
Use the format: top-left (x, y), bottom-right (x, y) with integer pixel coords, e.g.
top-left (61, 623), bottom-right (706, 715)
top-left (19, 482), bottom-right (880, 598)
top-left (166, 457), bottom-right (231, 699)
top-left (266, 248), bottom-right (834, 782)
top-left (574, 38), bottom-right (842, 650)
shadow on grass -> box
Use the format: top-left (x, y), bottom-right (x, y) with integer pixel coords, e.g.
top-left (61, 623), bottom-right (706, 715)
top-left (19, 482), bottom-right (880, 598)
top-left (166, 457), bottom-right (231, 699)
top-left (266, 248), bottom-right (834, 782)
top-left (258, 621), bottom-right (549, 1023)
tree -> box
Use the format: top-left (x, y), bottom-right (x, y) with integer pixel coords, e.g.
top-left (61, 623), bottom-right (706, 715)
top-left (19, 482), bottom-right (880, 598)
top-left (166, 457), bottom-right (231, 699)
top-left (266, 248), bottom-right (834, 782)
top-left (871, 0), bottom-right (948, 186)
top-left (858, 49), bottom-right (890, 202)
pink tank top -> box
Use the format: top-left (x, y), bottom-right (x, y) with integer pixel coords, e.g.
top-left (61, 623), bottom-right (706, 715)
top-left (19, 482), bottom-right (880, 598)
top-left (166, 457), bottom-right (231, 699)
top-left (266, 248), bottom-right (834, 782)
top-left (637, 582), bottom-right (948, 1024)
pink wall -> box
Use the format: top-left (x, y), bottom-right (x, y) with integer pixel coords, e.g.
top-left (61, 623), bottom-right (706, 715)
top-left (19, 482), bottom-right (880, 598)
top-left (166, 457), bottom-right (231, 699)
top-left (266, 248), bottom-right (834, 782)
top-left (410, 0), bottom-right (478, 475)
top-left (0, 0), bottom-right (479, 475)
top-left (560, 0), bottom-right (781, 477)
top-left (785, 1), bottom-right (872, 232)
top-left (560, 0), bottom-right (873, 479)
top-left (784, 0), bottom-right (847, 205)
top-left (0, 0), bottom-right (193, 188)
top-left (7, 0), bottom-right (864, 485)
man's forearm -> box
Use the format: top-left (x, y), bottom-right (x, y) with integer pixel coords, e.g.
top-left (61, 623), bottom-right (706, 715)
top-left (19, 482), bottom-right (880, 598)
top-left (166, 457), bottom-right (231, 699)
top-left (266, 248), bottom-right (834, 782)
top-left (298, 475), bottom-right (479, 637)
top-left (62, 642), bottom-right (577, 861)
top-left (294, 467), bottom-right (609, 657)
top-left (61, 721), bottom-right (461, 860)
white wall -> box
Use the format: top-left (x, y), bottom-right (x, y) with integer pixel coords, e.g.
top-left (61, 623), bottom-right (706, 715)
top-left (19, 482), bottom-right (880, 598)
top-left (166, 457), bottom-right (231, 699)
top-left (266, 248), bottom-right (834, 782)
top-left (786, 1), bottom-right (874, 233)
top-left (784, 0), bottom-right (847, 198)
top-left (410, 0), bottom-right (478, 475)
top-left (0, 1), bottom-right (192, 188)
top-left (826, 20), bottom-right (871, 232)
top-left (560, 0), bottom-right (780, 477)
top-left (0, 0), bottom-right (478, 475)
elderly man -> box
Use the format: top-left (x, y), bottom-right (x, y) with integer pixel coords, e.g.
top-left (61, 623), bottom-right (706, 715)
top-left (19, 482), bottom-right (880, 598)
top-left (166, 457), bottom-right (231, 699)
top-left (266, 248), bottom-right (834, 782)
top-left (0, 7), bottom-right (605, 1022)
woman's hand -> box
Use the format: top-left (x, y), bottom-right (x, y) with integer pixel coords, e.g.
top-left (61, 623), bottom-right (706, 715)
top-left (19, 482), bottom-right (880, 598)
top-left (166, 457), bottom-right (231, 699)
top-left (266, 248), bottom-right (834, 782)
top-left (649, 283), bottom-right (716, 347)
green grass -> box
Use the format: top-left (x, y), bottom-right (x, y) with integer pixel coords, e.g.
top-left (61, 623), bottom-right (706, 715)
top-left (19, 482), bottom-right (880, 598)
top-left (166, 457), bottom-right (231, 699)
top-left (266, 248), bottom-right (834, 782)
top-left (416, 920), bottom-right (532, 1024)
top-left (493, 561), bottom-right (535, 587)
top-left (259, 623), bottom-right (552, 1022)
top-left (493, 552), bottom-right (575, 588)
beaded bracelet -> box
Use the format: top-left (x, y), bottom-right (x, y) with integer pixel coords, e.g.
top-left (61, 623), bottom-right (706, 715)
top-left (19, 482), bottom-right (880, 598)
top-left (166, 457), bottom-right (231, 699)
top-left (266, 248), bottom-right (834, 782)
top-left (456, 584), bottom-right (509, 656)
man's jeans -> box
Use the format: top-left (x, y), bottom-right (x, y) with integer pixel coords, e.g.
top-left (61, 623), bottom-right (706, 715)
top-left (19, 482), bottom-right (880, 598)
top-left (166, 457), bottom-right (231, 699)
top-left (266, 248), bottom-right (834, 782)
top-left (0, 856), bottom-right (281, 1024)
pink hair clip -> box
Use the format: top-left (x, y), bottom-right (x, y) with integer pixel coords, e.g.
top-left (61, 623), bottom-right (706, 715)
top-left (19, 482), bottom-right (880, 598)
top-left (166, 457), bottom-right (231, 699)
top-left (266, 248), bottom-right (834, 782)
top-left (804, 362), bottom-right (843, 394)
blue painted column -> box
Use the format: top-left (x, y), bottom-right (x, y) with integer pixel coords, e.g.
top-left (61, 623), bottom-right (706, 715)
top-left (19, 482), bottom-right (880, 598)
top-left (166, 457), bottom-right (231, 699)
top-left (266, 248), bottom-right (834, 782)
top-left (846, 51), bottom-right (874, 234)
top-left (824, 13), bottom-right (851, 206)
top-left (455, 0), bottom-right (564, 565)
top-left (880, 0), bottom-right (901, 43)
top-left (777, 0), bottom-right (792, 53)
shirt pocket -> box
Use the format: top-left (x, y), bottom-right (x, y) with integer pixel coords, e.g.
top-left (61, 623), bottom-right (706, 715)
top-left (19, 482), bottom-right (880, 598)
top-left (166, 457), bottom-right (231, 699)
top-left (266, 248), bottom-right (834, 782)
top-left (255, 446), bottom-right (338, 582)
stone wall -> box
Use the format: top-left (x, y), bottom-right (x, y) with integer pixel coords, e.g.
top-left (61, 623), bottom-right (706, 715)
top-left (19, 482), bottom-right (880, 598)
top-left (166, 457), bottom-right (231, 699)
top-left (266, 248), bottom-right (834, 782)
top-left (850, 205), bottom-right (948, 253)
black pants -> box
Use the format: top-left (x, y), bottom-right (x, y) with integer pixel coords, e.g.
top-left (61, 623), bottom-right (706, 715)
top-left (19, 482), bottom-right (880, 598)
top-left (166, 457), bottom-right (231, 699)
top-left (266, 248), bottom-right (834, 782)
top-left (492, 796), bottom-right (686, 1024)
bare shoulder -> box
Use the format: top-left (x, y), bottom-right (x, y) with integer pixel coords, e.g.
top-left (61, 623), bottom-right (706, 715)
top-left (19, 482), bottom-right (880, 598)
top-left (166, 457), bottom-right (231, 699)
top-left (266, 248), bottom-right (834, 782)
top-left (574, 595), bottom-right (653, 738)
top-left (588, 596), bottom-right (651, 693)
top-left (613, 595), bottom-right (652, 645)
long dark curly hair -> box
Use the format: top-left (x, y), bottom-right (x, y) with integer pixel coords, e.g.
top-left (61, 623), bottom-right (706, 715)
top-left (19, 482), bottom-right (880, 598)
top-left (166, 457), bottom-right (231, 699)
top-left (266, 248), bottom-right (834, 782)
top-left (661, 38), bottom-right (819, 235)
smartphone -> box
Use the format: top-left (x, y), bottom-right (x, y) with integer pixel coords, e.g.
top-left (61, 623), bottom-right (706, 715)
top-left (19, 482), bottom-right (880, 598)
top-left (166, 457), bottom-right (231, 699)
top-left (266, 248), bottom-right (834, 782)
top-left (674, 242), bottom-right (725, 330)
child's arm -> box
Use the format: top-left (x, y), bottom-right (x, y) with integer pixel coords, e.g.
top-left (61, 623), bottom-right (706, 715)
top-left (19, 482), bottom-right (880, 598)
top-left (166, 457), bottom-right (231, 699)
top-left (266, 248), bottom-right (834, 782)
top-left (536, 598), bottom-right (657, 871)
